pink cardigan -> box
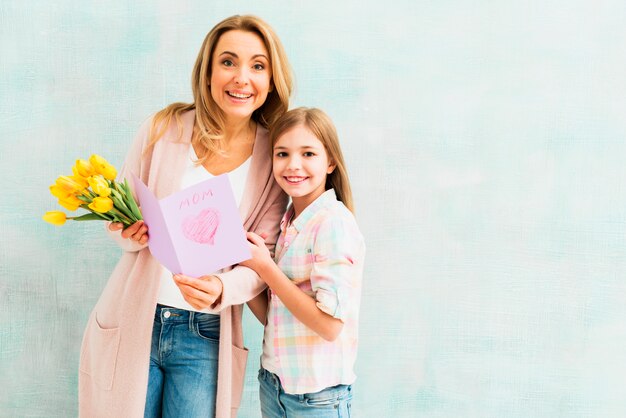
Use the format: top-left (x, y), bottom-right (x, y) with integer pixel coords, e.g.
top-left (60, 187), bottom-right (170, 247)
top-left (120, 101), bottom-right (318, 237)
top-left (78, 110), bottom-right (287, 418)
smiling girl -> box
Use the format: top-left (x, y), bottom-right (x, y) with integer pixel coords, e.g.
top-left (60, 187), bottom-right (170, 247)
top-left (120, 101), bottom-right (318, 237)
top-left (240, 107), bottom-right (365, 418)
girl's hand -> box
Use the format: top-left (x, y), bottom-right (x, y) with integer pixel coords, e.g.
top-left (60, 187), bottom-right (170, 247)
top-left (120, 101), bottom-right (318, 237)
top-left (109, 220), bottom-right (149, 245)
top-left (173, 274), bottom-right (223, 310)
top-left (239, 231), bottom-right (273, 273)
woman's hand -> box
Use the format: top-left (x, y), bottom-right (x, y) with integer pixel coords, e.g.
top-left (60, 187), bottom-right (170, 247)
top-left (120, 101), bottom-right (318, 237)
top-left (173, 274), bottom-right (224, 310)
top-left (109, 220), bottom-right (149, 245)
top-left (239, 231), bottom-right (273, 274)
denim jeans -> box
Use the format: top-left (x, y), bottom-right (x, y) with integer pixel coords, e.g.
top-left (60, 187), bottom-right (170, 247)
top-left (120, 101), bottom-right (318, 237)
top-left (144, 304), bottom-right (220, 418)
top-left (258, 367), bottom-right (353, 418)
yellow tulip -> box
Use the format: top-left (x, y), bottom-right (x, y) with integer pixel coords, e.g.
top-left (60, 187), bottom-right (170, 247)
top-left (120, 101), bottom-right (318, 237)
top-left (88, 175), bottom-right (111, 197)
top-left (56, 175), bottom-right (88, 194)
top-left (74, 159), bottom-right (96, 177)
top-left (72, 165), bottom-right (86, 180)
top-left (88, 196), bottom-right (113, 213)
top-left (43, 211), bottom-right (67, 226)
top-left (90, 154), bottom-right (117, 181)
top-left (50, 184), bottom-right (71, 199)
top-left (58, 195), bottom-right (83, 211)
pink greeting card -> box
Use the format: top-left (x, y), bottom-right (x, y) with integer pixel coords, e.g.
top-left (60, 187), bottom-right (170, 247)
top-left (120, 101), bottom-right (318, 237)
top-left (132, 174), bottom-right (251, 277)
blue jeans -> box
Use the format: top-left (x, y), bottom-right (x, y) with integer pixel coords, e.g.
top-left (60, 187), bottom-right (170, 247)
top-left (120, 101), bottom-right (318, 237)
top-left (144, 304), bottom-right (220, 418)
top-left (258, 367), bottom-right (353, 418)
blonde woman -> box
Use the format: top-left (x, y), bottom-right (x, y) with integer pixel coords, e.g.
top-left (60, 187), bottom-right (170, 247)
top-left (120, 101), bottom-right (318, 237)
top-left (78, 15), bottom-right (293, 418)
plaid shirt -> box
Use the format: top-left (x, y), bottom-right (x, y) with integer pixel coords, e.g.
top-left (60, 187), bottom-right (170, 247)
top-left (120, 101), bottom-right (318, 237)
top-left (261, 189), bottom-right (366, 394)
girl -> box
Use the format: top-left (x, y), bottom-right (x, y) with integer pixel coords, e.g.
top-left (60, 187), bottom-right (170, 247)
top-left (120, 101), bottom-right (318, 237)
top-left (78, 15), bottom-right (292, 418)
top-left (240, 107), bottom-right (365, 417)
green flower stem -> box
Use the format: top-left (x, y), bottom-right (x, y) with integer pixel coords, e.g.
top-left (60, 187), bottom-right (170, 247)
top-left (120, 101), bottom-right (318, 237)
top-left (122, 179), bottom-right (143, 220)
top-left (110, 189), bottom-right (135, 220)
top-left (109, 208), bottom-right (134, 225)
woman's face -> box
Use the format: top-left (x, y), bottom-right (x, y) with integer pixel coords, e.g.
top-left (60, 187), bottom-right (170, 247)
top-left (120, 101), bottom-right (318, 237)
top-left (210, 30), bottom-right (272, 123)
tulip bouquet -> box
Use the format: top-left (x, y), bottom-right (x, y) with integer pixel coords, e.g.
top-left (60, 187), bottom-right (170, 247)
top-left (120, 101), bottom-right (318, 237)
top-left (43, 155), bottom-right (142, 227)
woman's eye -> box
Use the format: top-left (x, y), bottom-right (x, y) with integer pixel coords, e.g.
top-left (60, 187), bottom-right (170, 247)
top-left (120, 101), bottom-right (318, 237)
top-left (253, 63), bottom-right (265, 71)
top-left (222, 59), bottom-right (234, 67)
top-left (275, 152), bottom-right (287, 157)
top-left (303, 152), bottom-right (315, 157)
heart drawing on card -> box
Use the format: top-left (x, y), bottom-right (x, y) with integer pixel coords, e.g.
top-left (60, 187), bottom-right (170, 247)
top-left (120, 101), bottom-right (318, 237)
top-left (181, 208), bottom-right (220, 245)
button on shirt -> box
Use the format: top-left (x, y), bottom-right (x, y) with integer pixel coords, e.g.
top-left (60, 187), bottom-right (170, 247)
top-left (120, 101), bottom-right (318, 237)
top-left (261, 189), bottom-right (366, 394)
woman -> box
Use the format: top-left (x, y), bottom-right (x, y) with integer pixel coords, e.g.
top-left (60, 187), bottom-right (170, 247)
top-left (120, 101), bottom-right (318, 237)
top-left (78, 15), bottom-right (293, 418)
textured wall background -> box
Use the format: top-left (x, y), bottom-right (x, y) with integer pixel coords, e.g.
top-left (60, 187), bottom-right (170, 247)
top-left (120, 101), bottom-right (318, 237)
top-left (2, 1), bottom-right (626, 417)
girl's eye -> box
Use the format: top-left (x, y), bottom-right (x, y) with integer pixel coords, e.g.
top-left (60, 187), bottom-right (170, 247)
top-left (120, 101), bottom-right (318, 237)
top-left (275, 152), bottom-right (288, 157)
top-left (303, 152), bottom-right (315, 157)
top-left (222, 59), bottom-right (234, 67)
top-left (253, 63), bottom-right (265, 71)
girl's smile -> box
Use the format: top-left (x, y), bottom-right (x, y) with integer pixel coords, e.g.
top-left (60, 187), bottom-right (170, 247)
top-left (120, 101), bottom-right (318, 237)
top-left (272, 125), bottom-right (335, 217)
top-left (284, 176), bottom-right (308, 184)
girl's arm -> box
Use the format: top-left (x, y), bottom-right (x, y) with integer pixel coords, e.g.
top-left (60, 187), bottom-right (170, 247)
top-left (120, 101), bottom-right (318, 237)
top-left (246, 290), bottom-right (268, 324)
top-left (240, 232), bottom-right (344, 342)
top-left (173, 189), bottom-right (288, 312)
top-left (258, 262), bottom-right (343, 341)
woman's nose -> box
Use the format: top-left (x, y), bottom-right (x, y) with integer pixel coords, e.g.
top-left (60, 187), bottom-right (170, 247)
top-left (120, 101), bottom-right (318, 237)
top-left (234, 67), bottom-right (249, 85)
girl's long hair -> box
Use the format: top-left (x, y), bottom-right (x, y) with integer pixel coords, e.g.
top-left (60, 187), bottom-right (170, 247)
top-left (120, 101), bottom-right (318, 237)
top-left (269, 107), bottom-right (354, 213)
top-left (147, 15), bottom-right (293, 162)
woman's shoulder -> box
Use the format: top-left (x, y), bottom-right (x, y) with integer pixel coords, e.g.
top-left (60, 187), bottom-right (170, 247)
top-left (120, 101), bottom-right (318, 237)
top-left (255, 123), bottom-right (269, 143)
top-left (141, 106), bottom-right (195, 144)
top-left (250, 123), bottom-right (271, 160)
top-left (256, 123), bottom-right (269, 135)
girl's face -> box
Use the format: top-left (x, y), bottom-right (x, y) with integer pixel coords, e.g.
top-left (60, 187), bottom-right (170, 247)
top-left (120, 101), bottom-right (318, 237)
top-left (210, 30), bottom-right (272, 123)
top-left (273, 125), bottom-right (336, 214)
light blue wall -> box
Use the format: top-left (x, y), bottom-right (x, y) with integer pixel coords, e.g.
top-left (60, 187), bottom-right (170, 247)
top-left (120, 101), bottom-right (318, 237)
top-left (2, 1), bottom-right (626, 417)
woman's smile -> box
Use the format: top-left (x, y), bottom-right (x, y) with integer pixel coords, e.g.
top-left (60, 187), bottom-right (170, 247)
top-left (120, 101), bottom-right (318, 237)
top-left (226, 90), bottom-right (253, 100)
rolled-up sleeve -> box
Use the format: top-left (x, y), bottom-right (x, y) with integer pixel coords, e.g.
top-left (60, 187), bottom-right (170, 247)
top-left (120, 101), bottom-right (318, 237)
top-left (309, 217), bottom-right (365, 321)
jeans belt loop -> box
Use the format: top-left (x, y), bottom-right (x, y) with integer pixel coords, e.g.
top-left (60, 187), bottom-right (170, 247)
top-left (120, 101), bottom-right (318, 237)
top-left (188, 311), bottom-right (195, 331)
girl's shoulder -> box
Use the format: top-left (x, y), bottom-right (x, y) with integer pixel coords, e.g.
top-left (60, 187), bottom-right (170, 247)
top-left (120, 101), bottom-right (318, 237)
top-left (310, 201), bottom-right (364, 245)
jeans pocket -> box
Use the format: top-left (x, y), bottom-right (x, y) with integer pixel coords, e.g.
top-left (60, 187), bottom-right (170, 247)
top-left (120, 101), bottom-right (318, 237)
top-left (194, 313), bottom-right (220, 342)
top-left (304, 384), bottom-right (351, 408)
top-left (79, 312), bottom-right (121, 391)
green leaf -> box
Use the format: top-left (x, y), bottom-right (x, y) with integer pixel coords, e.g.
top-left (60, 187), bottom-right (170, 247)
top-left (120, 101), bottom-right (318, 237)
top-left (123, 178), bottom-right (143, 220)
top-left (72, 213), bottom-right (104, 221)
top-left (109, 190), bottom-right (134, 220)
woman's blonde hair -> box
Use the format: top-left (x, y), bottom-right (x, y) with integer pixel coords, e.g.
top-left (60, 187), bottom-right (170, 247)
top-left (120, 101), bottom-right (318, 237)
top-left (270, 107), bottom-right (354, 213)
top-left (147, 15), bottom-right (293, 161)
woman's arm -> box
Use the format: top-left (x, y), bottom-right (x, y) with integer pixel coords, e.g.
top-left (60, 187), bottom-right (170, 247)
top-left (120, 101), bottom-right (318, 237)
top-left (211, 193), bottom-right (287, 309)
top-left (105, 117), bottom-right (152, 252)
top-left (246, 290), bottom-right (268, 324)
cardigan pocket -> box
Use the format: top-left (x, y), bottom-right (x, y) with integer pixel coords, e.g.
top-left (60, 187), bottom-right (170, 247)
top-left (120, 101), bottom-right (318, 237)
top-left (79, 313), bottom-right (121, 391)
top-left (230, 344), bottom-right (249, 410)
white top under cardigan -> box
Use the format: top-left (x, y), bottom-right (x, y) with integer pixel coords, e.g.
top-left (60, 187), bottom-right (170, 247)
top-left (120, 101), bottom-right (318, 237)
top-left (157, 145), bottom-right (251, 311)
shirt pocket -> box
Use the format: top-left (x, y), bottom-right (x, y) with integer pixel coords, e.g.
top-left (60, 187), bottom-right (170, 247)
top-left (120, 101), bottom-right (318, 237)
top-left (280, 247), bottom-right (315, 285)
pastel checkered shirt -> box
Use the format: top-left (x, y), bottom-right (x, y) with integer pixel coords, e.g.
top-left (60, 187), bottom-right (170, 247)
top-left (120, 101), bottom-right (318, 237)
top-left (261, 189), bottom-right (366, 394)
